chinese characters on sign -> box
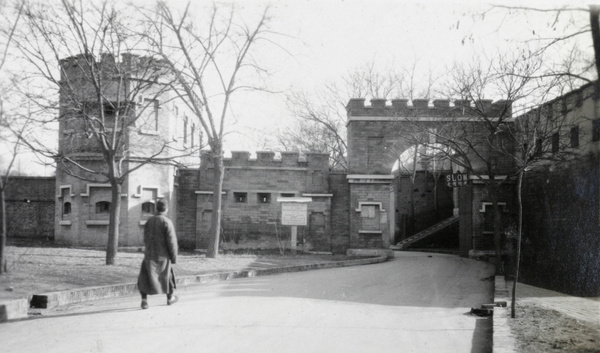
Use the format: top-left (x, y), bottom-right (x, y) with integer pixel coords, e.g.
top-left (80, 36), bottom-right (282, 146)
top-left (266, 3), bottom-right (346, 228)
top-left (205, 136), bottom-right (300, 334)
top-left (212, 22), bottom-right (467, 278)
top-left (446, 173), bottom-right (470, 187)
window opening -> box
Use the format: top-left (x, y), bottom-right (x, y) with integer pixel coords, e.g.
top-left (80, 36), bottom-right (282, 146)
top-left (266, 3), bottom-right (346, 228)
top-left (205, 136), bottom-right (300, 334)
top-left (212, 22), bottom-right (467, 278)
top-left (593, 119), bottom-right (600, 142)
top-left (234, 192), bottom-right (247, 203)
top-left (535, 139), bottom-right (543, 155)
top-left (570, 126), bottom-right (579, 148)
top-left (258, 193), bottom-right (271, 204)
top-left (142, 201), bottom-right (155, 214)
top-left (63, 202), bottom-right (71, 215)
top-left (95, 201), bottom-right (111, 214)
top-left (551, 132), bottom-right (559, 154)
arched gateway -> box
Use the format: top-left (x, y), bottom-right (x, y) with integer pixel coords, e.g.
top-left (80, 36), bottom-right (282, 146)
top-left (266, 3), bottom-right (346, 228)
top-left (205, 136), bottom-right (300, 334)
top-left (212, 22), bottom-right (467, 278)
top-left (345, 98), bottom-right (513, 255)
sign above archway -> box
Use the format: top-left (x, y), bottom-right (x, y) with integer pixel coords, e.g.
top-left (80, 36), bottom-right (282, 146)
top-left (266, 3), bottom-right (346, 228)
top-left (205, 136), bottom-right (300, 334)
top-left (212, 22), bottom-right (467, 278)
top-left (446, 173), bottom-right (470, 187)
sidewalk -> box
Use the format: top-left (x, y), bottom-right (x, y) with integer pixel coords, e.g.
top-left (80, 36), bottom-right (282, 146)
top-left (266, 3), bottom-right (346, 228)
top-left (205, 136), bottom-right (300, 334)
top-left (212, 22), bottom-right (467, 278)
top-left (0, 249), bottom-right (392, 322)
top-left (516, 282), bottom-right (600, 326)
top-left (493, 276), bottom-right (600, 353)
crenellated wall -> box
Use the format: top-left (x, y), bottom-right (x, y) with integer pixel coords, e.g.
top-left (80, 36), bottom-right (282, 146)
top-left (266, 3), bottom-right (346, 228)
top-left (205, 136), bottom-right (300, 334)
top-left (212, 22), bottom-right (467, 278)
top-left (346, 98), bottom-right (513, 175)
top-left (347, 98), bottom-right (512, 117)
top-left (180, 150), bottom-right (336, 252)
top-left (346, 97), bottom-right (516, 255)
top-left (54, 52), bottom-right (200, 248)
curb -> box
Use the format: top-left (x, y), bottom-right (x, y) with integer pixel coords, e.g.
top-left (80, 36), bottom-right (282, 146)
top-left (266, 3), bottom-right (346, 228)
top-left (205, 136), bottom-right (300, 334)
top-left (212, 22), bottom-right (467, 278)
top-left (1, 253), bottom-right (389, 320)
top-left (0, 298), bottom-right (29, 322)
top-left (493, 275), bottom-right (518, 353)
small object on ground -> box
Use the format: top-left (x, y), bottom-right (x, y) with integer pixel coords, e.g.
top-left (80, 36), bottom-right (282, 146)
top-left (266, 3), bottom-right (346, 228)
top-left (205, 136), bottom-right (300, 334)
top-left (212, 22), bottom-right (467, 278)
top-left (470, 307), bottom-right (493, 317)
top-left (141, 300), bottom-right (148, 310)
top-left (167, 295), bottom-right (179, 306)
top-left (6, 287), bottom-right (14, 292)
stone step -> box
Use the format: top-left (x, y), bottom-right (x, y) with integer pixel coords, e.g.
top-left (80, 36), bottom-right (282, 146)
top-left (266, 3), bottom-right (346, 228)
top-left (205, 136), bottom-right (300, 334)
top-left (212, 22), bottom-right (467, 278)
top-left (396, 216), bottom-right (459, 249)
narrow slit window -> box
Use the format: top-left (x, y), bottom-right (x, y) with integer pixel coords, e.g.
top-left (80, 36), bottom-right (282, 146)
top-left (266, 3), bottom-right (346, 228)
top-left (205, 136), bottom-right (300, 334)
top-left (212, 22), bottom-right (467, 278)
top-left (551, 132), bottom-right (560, 154)
top-left (63, 202), bottom-right (72, 215)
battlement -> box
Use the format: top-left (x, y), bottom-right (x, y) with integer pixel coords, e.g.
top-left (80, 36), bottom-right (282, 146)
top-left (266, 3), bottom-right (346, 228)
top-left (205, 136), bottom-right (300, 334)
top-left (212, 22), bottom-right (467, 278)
top-left (59, 53), bottom-right (169, 82)
top-left (347, 98), bottom-right (512, 118)
top-left (201, 151), bottom-right (329, 170)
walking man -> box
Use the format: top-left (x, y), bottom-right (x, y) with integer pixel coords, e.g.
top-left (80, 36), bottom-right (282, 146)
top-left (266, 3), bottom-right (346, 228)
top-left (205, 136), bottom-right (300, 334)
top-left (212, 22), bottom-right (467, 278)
top-left (137, 200), bottom-right (178, 309)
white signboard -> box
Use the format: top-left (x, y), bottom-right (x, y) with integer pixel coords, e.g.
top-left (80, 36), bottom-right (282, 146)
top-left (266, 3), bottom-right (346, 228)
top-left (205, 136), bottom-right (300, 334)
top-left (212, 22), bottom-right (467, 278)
top-left (281, 202), bottom-right (308, 226)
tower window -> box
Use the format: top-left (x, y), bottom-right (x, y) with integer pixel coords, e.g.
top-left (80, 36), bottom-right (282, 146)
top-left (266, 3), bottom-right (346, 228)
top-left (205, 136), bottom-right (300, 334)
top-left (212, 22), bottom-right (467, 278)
top-left (95, 201), bottom-right (111, 214)
top-left (63, 202), bottom-right (71, 215)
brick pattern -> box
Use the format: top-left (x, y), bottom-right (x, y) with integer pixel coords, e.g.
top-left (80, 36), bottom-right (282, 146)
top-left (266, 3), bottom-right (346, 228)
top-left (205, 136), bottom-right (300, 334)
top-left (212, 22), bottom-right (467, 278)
top-left (329, 173), bottom-right (350, 253)
top-left (187, 152), bottom-right (334, 251)
top-left (4, 177), bottom-right (55, 239)
top-left (394, 172), bottom-right (454, 240)
top-left (520, 155), bottom-right (600, 296)
top-left (176, 169), bottom-right (199, 249)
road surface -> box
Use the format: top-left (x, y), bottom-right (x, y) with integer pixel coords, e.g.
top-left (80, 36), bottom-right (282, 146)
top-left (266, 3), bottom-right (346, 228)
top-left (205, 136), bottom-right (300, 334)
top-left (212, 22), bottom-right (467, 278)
top-left (1, 251), bottom-right (495, 353)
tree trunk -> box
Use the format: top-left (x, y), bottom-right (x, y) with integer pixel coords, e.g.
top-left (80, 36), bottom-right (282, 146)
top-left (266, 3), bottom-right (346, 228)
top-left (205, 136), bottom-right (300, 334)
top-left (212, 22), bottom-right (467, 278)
top-left (488, 180), bottom-right (504, 275)
top-left (589, 5), bottom-right (600, 81)
top-left (511, 170), bottom-right (524, 318)
top-left (207, 148), bottom-right (224, 258)
top-left (105, 182), bottom-right (122, 265)
top-left (409, 145), bottom-right (419, 235)
top-left (0, 178), bottom-right (6, 274)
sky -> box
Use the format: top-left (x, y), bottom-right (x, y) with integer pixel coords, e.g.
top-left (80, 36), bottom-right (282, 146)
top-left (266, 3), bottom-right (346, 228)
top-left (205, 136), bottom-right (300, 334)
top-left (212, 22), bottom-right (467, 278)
top-left (213, 0), bottom-right (592, 151)
top-left (0, 0), bottom-right (593, 175)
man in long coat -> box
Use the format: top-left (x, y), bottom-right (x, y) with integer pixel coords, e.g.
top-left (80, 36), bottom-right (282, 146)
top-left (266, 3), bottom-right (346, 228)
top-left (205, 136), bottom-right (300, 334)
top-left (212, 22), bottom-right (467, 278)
top-left (137, 200), bottom-right (178, 309)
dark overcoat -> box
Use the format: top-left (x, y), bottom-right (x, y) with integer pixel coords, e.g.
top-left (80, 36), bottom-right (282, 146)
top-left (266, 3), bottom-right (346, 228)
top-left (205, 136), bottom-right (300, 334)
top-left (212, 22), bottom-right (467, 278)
top-left (137, 212), bottom-right (178, 295)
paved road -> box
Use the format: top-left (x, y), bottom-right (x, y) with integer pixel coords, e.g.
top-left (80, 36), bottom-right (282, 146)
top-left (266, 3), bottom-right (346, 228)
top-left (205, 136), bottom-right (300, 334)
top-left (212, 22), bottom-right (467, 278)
top-left (2, 252), bottom-right (495, 353)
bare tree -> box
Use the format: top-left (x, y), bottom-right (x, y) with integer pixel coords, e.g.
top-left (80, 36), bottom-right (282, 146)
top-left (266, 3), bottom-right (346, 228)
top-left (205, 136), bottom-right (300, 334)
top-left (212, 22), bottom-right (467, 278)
top-left (13, 0), bottom-right (201, 265)
top-left (474, 5), bottom-right (600, 317)
top-left (281, 62), bottom-right (441, 171)
top-left (490, 5), bottom-right (599, 89)
top-left (506, 82), bottom-right (592, 317)
top-left (0, 0), bottom-right (25, 274)
top-left (399, 51), bottom-right (545, 274)
top-left (145, 2), bottom-right (274, 258)
top-left (279, 91), bottom-right (348, 170)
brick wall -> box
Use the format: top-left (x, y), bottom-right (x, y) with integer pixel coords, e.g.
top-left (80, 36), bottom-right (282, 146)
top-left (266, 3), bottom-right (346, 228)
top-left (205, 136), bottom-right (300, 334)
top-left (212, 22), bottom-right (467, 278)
top-left (395, 171), bottom-right (454, 239)
top-left (176, 169), bottom-right (199, 249)
top-left (329, 173), bottom-right (350, 253)
top-left (191, 152), bottom-right (333, 252)
top-left (520, 153), bottom-right (600, 296)
top-left (349, 182), bottom-right (393, 248)
top-left (4, 177), bottom-right (55, 239)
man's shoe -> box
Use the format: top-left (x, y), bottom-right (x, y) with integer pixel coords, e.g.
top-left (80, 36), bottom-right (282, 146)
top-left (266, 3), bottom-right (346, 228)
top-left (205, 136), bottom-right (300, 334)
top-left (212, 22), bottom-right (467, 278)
top-left (167, 295), bottom-right (178, 306)
top-left (141, 300), bottom-right (149, 310)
